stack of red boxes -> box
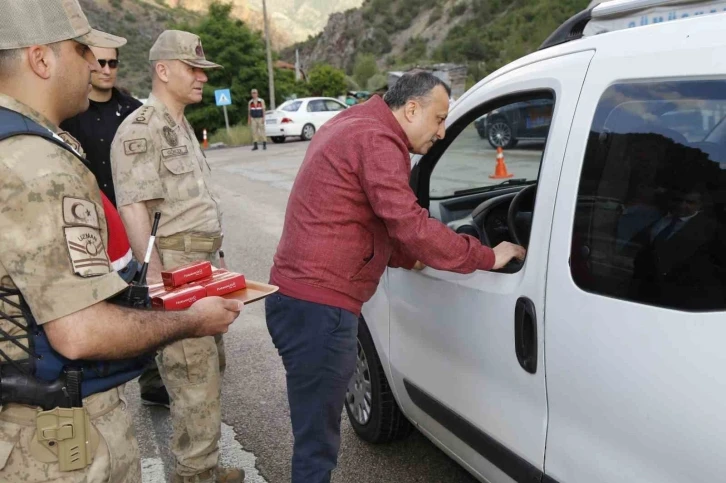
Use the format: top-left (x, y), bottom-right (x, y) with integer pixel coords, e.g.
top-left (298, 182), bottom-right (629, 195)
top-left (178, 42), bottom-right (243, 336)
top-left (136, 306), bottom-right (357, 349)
top-left (149, 261), bottom-right (247, 310)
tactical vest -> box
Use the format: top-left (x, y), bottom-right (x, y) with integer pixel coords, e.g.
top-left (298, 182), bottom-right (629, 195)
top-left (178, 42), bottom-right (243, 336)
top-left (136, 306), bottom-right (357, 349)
top-left (0, 106), bottom-right (151, 399)
top-left (249, 100), bottom-right (264, 118)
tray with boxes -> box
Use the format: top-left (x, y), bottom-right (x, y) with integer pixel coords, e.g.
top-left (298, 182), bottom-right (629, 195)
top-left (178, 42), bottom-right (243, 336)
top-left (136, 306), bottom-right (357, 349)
top-left (149, 260), bottom-right (278, 310)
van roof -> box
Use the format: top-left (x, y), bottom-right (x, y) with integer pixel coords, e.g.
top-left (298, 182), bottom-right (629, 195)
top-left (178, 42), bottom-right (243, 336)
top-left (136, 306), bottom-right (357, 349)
top-left (539, 0), bottom-right (726, 50)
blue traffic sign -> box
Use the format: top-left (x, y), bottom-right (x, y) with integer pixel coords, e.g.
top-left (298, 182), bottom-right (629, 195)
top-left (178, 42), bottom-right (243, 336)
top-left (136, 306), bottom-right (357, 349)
top-left (215, 88), bottom-right (232, 106)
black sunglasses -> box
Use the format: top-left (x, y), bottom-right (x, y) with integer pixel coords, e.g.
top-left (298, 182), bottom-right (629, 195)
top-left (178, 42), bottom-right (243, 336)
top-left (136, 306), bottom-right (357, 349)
top-left (97, 59), bottom-right (119, 69)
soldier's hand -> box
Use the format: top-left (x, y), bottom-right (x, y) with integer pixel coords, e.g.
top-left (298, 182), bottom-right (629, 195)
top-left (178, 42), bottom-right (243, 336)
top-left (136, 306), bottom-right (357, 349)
top-left (412, 261), bottom-right (426, 271)
top-left (491, 242), bottom-right (526, 270)
top-left (189, 297), bottom-right (243, 337)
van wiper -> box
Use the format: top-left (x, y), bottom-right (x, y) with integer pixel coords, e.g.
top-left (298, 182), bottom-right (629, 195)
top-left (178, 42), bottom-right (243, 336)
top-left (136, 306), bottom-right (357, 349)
top-left (453, 178), bottom-right (533, 196)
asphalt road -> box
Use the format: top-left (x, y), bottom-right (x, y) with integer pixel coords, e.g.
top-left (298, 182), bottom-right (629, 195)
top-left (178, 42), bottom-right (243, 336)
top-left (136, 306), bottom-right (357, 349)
top-left (130, 137), bottom-right (540, 483)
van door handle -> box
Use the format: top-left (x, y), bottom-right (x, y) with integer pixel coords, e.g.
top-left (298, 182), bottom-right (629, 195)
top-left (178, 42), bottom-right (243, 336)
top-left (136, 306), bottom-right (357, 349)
top-left (514, 297), bottom-right (538, 374)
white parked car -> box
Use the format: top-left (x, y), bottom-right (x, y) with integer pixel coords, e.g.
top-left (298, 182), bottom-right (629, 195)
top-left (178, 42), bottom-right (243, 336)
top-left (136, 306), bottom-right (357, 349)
top-left (264, 97), bottom-right (347, 143)
top-left (346, 1), bottom-right (726, 482)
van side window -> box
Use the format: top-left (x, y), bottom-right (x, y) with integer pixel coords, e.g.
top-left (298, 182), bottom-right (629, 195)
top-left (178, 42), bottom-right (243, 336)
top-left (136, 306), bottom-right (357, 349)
top-left (571, 81), bottom-right (726, 311)
top-left (429, 97), bottom-right (553, 199)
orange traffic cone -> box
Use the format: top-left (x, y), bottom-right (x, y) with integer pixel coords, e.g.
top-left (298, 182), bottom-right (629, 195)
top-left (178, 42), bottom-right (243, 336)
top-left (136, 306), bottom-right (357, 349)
top-left (202, 128), bottom-right (209, 149)
top-left (489, 146), bottom-right (513, 179)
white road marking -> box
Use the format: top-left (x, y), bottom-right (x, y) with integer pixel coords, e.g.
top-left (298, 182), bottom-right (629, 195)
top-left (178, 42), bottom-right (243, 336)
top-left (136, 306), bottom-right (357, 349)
top-left (141, 423), bottom-right (267, 483)
top-left (141, 457), bottom-right (165, 483)
top-left (219, 422), bottom-right (268, 482)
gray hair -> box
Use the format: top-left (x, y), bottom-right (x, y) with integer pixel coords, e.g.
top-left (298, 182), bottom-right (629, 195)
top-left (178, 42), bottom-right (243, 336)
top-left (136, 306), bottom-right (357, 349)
top-left (383, 72), bottom-right (451, 110)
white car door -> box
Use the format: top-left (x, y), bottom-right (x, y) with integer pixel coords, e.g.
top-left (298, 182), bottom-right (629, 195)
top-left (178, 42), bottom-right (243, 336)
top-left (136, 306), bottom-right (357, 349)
top-left (387, 50), bottom-right (594, 483)
top-left (306, 99), bottom-right (328, 130)
top-left (546, 15), bottom-right (726, 483)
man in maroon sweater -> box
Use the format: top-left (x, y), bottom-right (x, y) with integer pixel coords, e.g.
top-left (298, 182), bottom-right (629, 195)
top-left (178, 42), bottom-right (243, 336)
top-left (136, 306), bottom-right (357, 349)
top-left (266, 72), bottom-right (525, 482)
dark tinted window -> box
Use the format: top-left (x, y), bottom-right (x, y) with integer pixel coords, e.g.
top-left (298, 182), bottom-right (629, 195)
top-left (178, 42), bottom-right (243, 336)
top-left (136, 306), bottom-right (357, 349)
top-left (571, 81), bottom-right (726, 311)
top-left (307, 100), bottom-right (326, 112)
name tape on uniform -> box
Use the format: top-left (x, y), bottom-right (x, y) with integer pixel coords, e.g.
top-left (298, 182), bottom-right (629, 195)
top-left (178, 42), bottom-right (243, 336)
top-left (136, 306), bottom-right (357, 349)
top-left (162, 146), bottom-right (190, 158)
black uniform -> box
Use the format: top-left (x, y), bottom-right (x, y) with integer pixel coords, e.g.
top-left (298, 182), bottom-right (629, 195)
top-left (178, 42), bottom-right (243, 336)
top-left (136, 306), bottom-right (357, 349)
top-left (60, 87), bottom-right (142, 206)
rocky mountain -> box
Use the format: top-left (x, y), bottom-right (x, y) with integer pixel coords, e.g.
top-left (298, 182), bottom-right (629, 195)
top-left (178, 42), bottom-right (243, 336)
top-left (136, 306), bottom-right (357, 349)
top-left (285, 0), bottom-right (590, 84)
top-left (159, 0), bottom-right (364, 46)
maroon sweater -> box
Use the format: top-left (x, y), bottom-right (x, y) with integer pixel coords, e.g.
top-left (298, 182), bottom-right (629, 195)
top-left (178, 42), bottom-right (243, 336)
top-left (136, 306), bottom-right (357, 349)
top-left (270, 96), bottom-right (495, 315)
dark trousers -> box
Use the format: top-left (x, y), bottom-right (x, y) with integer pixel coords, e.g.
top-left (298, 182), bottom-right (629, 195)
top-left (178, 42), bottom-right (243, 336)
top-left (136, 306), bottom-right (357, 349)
top-left (265, 293), bottom-right (358, 483)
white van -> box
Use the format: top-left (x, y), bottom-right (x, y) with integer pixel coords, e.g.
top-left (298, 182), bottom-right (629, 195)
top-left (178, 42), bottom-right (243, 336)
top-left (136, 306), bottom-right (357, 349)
top-left (345, 1), bottom-right (726, 482)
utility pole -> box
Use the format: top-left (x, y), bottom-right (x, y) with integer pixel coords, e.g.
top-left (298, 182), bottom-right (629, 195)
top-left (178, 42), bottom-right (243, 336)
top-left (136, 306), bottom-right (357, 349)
top-left (295, 49), bottom-right (301, 81)
top-left (262, 0), bottom-right (276, 109)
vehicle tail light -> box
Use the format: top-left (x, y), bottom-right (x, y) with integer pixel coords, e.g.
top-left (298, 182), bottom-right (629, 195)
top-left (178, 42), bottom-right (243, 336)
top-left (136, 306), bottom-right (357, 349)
top-left (281, 118), bottom-right (293, 124)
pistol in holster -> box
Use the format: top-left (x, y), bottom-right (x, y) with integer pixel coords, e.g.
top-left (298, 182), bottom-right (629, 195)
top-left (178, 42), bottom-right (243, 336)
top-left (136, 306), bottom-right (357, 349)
top-left (33, 368), bottom-right (93, 472)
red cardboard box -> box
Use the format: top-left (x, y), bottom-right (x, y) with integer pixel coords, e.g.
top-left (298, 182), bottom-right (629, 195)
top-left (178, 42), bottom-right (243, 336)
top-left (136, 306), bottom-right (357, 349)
top-left (193, 271), bottom-right (247, 296)
top-left (151, 284), bottom-right (207, 311)
top-left (161, 261), bottom-right (213, 289)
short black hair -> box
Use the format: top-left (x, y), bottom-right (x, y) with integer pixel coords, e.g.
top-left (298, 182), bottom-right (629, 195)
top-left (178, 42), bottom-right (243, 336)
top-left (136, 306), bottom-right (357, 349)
top-left (0, 43), bottom-right (61, 79)
top-left (0, 49), bottom-right (21, 78)
top-left (383, 72), bottom-right (451, 110)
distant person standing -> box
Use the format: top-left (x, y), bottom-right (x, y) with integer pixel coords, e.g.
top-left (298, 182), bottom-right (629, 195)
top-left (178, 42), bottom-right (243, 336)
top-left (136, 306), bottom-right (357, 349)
top-left (60, 46), bottom-right (141, 206)
top-left (248, 88), bottom-right (266, 151)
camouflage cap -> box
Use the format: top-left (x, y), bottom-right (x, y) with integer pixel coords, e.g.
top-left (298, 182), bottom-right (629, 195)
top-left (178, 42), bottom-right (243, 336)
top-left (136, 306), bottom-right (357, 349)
top-left (149, 30), bottom-right (222, 69)
top-left (1, 0), bottom-right (126, 50)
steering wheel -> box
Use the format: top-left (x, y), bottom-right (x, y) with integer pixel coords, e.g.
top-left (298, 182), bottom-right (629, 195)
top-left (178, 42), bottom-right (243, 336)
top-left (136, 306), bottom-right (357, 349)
top-left (507, 184), bottom-right (537, 248)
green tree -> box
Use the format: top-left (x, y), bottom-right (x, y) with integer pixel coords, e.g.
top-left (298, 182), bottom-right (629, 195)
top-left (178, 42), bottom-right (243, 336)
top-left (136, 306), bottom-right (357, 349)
top-left (307, 64), bottom-right (347, 97)
top-left (353, 53), bottom-right (378, 89)
top-left (274, 68), bottom-right (311, 101)
top-left (366, 73), bottom-right (388, 91)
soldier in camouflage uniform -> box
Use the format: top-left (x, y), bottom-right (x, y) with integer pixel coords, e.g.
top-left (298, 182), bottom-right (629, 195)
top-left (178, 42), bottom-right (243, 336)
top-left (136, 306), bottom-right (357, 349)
top-left (0, 3), bottom-right (243, 483)
top-left (110, 30), bottom-right (243, 483)
top-left (248, 89), bottom-right (266, 151)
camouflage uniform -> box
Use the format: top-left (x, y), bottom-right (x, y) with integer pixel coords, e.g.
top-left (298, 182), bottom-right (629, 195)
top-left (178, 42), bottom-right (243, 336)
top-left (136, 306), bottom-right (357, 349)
top-left (111, 83), bottom-right (227, 480)
top-left (0, 92), bottom-right (140, 482)
top-left (248, 97), bottom-right (266, 146)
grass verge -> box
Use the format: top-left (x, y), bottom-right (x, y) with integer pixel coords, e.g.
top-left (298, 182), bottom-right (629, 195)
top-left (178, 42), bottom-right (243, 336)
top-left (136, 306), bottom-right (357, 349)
top-left (209, 124), bottom-right (253, 147)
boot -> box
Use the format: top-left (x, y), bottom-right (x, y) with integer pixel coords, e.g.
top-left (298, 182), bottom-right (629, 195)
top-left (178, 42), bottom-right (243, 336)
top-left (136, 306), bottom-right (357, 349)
top-left (251, 142), bottom-right (258, 151)
top-left (263, 141), bottom-right (267, 150)
top-left (215, 468), bottom-right (245, 483)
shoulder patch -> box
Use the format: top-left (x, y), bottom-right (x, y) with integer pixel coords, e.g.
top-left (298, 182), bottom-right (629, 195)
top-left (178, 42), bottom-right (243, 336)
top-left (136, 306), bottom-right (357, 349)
top-left (64, 226), bottom-right (110, 277)
top-left (63, 197), bottom-right (99, 228)
top-left (132, 106), bottom-right (155, 125)
top-left (123, 139), bottom-right (148, 155)
top-left (57, 131), bottom-right (82, 153)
